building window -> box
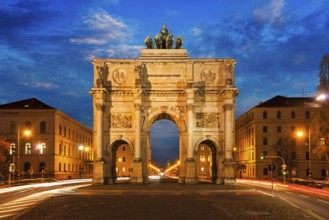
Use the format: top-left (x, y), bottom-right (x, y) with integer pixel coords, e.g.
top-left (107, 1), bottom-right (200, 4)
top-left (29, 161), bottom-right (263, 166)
top-left (59, 143), bottom-right (62, 155)
top-left (305, 111), bottom-right (310, 119)
top-left (64, 127), bottom-right (66, 137)
top-left (122, 167), bottom-right (126, 172)
top-left (9, 122), bottom-right (16, 134)
top-left (291, 138), bottom-right (296, 146)
top-left (201, 146), bottom-right (204, 151)
top-left (263, 137), bottom-right (268, 145)
top-left (201, 167), bottom-right (204, 172)
top-left (263, 111), bottom-right (267, 119)
top-left (277, 111), bottom-right (281, 119)
top-left (25, 121), bottom-right (31, 128)
top-left (306, 168), bottom-right (311, 177)
top-left (291, 151), bottom-right (296, 160)
top-left (10, 143), bottom-right (16, 155)
top-left (40, 121), bottom-right (46, 134)
top-left (24, 162), bottom-right (31, 173)
top-left (200, 155), bottom-right (205, 162)
top-left (306, 152), bottom-right (310, 160)
top-left (277, 126), bottom-right (282, 133)
top-left (321, 169), bottom-right (326, 177)
top-left (291, 111), bottom-right (295, 119)
top-left (39, 162), bottom-right (46, 172)
top-left (291, 126), bottom-right (295, 132)
top-left (277, 137), bottom-right (282, 146)
top-left (39, 143), bottom-right (46, 154)
top-left (276, 151), bottom-right (281, 157)
top-left (59, 163), bottom-right (61, 171)
top-left (262, 126), bottom-right (267, 132)
top-left (59, 125), bottom-right (62, 135)
top-left (25, 143), bottom-right (31, 154)
top-left (123, 146), bottom-right (125, 151)
top-left (123, 157), bottom-right (126, 162)
top-left (263, 168), bottom-right (268, 175)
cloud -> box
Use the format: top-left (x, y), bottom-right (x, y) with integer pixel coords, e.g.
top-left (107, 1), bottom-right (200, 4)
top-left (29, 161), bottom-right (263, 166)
top-left (19, 81), bottom-right (58, 89)
top-left (70, 9), bottom-right (129, 46)
top-left (253, 0), bottom-right (285, 26)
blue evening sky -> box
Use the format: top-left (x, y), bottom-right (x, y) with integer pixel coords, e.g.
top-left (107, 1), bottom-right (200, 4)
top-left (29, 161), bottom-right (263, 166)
top-left (1, 0), bottom-right (328, 166)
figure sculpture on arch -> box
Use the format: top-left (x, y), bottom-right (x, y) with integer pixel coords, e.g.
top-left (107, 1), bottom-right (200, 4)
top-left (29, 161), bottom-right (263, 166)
top-left (144, 24), bottom-right (184, 49)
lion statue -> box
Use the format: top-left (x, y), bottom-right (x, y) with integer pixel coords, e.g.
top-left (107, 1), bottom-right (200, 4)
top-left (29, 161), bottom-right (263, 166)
top-left (144, 36), bottom-right (154, 49)
top-left (166, 34), bottom-right (174, 49)
top-left (174, 35), bottom-right (184, 49)
top-left (154, 34), bottom-right (162, 49)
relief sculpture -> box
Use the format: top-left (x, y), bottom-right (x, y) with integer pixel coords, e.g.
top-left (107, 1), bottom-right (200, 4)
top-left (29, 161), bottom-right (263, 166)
top-left (196, 113), bottom-right (220, 128)
top-left (110, 113), bottom-right (132, 128)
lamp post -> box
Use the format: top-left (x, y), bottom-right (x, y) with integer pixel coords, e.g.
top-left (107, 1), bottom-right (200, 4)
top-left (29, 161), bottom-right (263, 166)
top-left (297, 129), bottom-right (312, 181)
top-left (79, 145), bottom-right (84, 178)
top-left (16, 126), bottom-right (31, 178)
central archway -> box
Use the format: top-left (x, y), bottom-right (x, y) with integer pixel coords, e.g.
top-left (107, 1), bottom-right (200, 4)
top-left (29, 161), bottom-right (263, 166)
top-left (149, 119), bottom-right (179, 181)
top-left (144, 111), bottom-right (186, 183)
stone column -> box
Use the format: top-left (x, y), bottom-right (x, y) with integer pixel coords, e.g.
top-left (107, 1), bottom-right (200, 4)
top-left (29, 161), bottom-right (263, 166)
top-left (185, 88), bottom-right (197, 184)
top-left (223, 103), bottom-right (236, 185)
top-left (134, 102), bottom-right (142, 160)
top-left (132, 99), bottom-right (143, 183)
top-left (93, 102), bottom-right (105, 185)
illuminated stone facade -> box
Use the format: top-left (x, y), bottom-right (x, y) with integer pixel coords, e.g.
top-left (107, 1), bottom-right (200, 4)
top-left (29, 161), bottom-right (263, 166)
top-left (90, 49), bottom-right (239, 184)
top-left (235, 96), bottom-right (328, 180)
top-left (0, 98), bottom-right (93, 180)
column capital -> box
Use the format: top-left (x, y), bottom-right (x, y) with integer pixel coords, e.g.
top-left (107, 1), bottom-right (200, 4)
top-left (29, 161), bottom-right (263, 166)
top-left (187, 103), bottom-right (195, 112)
top-left (134, 102), bottom-right (141, 111)
top-left (223, 103), bottom-right (233, 112)
top-left (95, 103), bottom-right (105, 112)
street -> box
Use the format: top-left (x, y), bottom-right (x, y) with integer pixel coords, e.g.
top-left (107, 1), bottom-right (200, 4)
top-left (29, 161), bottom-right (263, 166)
top-left (0, 178), bottom-right (322, 220)
top-left (237, 179), bottom-right (329, 219)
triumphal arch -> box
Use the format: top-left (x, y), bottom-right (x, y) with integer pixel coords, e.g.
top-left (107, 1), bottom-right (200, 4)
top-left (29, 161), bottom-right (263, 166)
top-left (90, 27), bottom-right (239, 184)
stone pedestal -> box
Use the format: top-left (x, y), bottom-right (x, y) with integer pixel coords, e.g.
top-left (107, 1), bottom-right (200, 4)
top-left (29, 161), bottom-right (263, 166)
top-left (131, 160), bottom-right (143, 184)
top-left (92, 160), bottom-right (105, 185)
top-left (185, 159), bottom-right (197, 184)
top-left (223, 159), bottom-right (236, 185)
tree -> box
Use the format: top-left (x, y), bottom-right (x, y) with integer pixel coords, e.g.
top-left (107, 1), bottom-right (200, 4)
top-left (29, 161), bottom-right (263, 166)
top-left (0, 136), bottom-right (10, 180)
top-left (317, 54), bottom-right (329, 93)
top-left (312, 54), bottom-right (329, 166)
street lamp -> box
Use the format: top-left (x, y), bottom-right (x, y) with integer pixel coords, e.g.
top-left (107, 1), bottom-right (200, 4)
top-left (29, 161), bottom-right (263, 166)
top-left (296, 129), bottom-right (312, 180)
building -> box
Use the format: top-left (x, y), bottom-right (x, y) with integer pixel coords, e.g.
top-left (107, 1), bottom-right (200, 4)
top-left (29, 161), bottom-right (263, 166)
top-left (235, 95), bottom-right (328, 180)
top-left (0, 98), bottom-right (93, 180)
top-left (90, 29), bottom-right (239, 185)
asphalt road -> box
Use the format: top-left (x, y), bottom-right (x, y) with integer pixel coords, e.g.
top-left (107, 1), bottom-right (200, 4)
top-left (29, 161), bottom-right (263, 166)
top-left (11, 180), bottom-right (318, 220)
top-left (237, 179), bottom-right (329, 220)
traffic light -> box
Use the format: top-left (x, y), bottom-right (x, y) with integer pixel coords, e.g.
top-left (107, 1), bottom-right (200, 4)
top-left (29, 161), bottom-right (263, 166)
top-left (282, 164), bottom-right (287, 175)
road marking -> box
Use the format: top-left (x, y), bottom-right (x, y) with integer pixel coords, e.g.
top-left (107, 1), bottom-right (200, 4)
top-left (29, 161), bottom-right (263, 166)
top-left (285, 191), bottom-right (293, 194)
top-left (299, 194), bottom-right (309, 198)
top-left (318, 199), bottom-right (329, 205)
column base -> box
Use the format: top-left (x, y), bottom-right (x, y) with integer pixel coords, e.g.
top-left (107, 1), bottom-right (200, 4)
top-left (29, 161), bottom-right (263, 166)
top-left (223, 159), bottom-right (236, 185)
top-left (185, 159), bottom-right (197, 184)
top-left (131, 160), bottom-right (143, 184)
top-left (215, 178), bottom-right (224, 185)
top-left (92, 160), bottom-right (105, 185)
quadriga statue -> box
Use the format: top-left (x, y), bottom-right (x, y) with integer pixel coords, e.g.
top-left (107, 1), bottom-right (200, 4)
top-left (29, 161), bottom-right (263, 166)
top-left (144, 24), bottom-right (184, 49)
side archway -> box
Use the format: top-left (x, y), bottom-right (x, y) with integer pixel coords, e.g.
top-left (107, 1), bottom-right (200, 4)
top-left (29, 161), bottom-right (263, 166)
top-left (194, 138), bottom-right (222, 183)
top-left (108, 138), bottom-right (134, 183)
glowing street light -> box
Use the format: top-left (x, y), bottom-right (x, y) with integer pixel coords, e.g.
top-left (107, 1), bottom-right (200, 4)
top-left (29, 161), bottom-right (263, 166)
top-left (16, 126), bottom-right (31, 177)
top-left (296, 129), bottom-right (312, 181)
